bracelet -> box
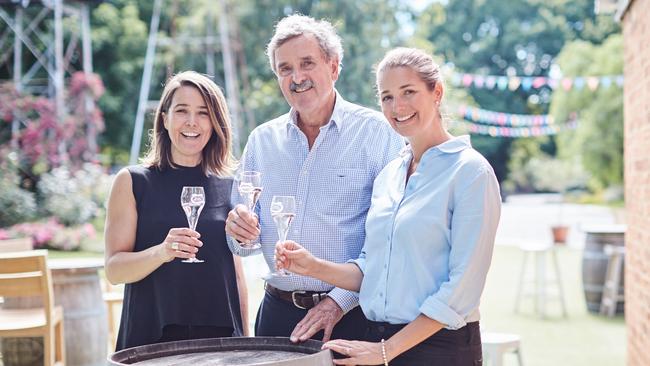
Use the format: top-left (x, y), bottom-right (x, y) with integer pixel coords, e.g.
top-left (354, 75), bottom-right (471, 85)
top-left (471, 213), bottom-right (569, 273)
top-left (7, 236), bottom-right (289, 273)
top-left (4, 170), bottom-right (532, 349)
top-left (381, 338), bottom-right (388, 366)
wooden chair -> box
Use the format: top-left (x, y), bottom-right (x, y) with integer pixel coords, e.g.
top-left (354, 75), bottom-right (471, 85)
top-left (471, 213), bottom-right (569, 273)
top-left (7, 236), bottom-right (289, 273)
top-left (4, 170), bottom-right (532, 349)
top-left (0, 250), bottom-right (65, 366)
top-left (102, 278), bottom-right (124, 351)
top-left (0, 237), bottom-right (33, 253)
top-left (600, 244), bottom-right (625, 317)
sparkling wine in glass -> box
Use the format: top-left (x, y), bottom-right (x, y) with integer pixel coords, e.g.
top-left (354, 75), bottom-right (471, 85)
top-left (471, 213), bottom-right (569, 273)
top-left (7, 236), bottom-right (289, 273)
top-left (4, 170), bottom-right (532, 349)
top-left (181, 186), bottom-right (205, 263)
top-left (264, 195), bottom-right (296, 279)
top-left (237, 171), bottom-right (263, 250)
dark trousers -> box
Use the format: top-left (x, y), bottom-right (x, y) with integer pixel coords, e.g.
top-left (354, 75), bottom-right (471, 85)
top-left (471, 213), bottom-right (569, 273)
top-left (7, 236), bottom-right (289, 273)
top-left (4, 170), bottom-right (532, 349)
top-left (158, 324), bottom-right (234, 343)
top-left (254, 291), bottom-right (366, 341)
top-left (365, 320), bottom-right (483, 366)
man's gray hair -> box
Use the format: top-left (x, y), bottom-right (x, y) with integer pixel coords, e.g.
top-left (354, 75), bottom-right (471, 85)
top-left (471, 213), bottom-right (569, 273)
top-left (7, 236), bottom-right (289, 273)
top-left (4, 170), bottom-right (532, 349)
top-left (266, 14), bottom-right (344, 74)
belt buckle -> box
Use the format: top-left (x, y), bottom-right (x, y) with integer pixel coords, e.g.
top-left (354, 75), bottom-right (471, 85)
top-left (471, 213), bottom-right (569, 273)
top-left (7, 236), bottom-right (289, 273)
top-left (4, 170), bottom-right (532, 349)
top-left (311, 293), bottom-right (322, 307)
top-left (291, 291), bottom-right (307, 309)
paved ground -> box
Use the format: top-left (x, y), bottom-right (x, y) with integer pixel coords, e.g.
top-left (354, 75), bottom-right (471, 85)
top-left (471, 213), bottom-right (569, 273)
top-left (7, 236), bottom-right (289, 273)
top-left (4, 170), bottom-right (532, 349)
top-left (496, 193), bottom-right (624, 248)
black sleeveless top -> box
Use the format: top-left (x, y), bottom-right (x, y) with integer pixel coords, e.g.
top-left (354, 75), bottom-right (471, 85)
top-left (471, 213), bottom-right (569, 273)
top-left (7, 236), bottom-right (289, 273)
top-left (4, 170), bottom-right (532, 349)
top-left (115, 165), bottom-right (243, 350)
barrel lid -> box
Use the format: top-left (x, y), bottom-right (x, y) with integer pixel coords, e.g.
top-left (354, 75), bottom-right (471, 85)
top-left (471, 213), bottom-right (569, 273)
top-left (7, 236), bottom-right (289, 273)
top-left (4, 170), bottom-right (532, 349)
top-left (108, 337), bottom-right (333, 365)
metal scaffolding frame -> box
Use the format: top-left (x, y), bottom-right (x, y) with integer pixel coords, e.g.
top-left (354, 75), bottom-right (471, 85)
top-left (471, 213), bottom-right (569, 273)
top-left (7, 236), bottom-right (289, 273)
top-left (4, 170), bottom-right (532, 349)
top-left (0, 0), bottom-right (100, 158)
top-left (2, 0), bottom-right (250, 164)
top-left (128, 0), bottom-right (247, 164)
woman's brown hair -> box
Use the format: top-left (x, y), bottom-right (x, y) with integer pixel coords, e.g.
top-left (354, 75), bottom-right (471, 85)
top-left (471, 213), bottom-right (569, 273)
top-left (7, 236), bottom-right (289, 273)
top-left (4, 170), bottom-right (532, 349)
top-left (142, 71), bottom-right (236, 176)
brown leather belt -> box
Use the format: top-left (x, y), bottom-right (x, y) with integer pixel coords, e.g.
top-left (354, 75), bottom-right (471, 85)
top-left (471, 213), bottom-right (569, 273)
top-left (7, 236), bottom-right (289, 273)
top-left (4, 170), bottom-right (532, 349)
top-left (265, 284), bottom-right (329, 310)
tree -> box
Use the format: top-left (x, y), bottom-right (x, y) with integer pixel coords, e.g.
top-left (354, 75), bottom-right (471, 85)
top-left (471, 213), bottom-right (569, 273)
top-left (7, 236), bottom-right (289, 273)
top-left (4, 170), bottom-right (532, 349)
top-left (550, 34), bottom-right (623, 191)
top-left (89, 0), bottom-right (407, 158)
top-left (91, 1), bottom-right (149, 161)
top-left (413, 0), bottom-right (619, 183)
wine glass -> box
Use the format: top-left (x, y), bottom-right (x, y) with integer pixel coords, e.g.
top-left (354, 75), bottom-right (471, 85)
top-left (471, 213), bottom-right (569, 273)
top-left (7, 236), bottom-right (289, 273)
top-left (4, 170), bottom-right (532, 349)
top-left (180, 186), bottom-right (205, 263)
top-left (264, 195), bottom-right (296, 279)
top-left (237, 171), bottom-right (263, 250)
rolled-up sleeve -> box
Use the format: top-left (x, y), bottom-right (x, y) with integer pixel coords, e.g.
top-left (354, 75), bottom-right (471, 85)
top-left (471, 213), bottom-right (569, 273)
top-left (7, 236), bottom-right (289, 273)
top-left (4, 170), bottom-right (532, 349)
top-left (418, 167), bottom-right (501, 329)
top-left (349, 248), bottom-right (367, 274)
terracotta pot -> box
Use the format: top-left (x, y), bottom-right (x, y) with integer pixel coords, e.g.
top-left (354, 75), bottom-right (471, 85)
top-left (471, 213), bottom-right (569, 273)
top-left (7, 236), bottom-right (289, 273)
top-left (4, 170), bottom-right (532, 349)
top-left (552, 225), bottom-right (569, 244)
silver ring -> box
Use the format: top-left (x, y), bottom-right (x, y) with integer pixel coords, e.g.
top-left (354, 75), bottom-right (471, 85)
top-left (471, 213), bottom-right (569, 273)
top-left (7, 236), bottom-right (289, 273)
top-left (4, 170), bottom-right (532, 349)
top-left (170, 242), bottom-right (180, 250)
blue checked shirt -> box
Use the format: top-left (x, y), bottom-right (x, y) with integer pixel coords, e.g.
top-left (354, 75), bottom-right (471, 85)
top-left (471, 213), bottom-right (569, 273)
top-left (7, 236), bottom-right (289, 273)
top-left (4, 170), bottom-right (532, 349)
top-left (228, 92), bottom-right (404, 313)
top-left (352, 136), bottom-right (501, 329)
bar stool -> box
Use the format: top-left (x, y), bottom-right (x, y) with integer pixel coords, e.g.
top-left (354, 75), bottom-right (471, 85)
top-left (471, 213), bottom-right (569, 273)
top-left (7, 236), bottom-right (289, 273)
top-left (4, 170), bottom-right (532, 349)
top-left (599, 245), bottom-right (625, 317)
top-left (481, 332), bottom-right (523, 366)
top-left (514, 242), bottom-right (567, 318)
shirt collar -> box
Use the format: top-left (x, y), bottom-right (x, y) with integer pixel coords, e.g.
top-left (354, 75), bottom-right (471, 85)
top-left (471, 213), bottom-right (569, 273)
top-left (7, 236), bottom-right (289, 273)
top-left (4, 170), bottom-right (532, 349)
top-left (400, 135), bottom-right (472, 160)
top-left (436, 135), bottom-right (472, 153)
top-left (285, 89), bottom-right (344, 134)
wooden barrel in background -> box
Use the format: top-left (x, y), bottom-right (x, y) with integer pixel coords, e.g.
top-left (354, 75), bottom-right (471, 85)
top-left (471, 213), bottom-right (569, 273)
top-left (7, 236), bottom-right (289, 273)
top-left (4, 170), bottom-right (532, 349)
top-left (582, 226), bottom-right (625, 314)
top-left (1, 258), bottom-right (108, 366)
top-left (108, 337), bottom-right (334, 366)
top-left (50, 260), bottom-right (108, 366)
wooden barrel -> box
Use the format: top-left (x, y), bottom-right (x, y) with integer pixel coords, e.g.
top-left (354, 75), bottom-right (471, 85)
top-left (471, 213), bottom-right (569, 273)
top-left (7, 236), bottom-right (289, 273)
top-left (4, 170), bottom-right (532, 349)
top-left (50, 261), bottom-right (108, 366)
top-left (108, 337), bottom-right (334, 365)
top-left (1, 258), bottom-right (108, 366)
top-left (582, 226), bottom-right (625, 314)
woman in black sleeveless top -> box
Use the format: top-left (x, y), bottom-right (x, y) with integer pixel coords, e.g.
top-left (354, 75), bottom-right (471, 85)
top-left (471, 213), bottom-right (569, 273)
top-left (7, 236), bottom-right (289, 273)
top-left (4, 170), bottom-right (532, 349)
top-left (105, 71), bottom-right (248, 350)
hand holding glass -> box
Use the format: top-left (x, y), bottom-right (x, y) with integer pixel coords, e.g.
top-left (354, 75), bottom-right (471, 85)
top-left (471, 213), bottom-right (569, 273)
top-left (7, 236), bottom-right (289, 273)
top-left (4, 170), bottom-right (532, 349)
top-left (264, 195), bottom-right (296, 279)
top-left (180, 186), bottom-right (205, 263)
top-left (237, 171), bottom-right (263, 250)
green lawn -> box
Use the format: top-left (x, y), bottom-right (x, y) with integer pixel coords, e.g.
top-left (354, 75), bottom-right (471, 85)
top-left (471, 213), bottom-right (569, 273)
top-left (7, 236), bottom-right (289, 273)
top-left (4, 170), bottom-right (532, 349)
top-left (480, 245), bottom-right (625, 366)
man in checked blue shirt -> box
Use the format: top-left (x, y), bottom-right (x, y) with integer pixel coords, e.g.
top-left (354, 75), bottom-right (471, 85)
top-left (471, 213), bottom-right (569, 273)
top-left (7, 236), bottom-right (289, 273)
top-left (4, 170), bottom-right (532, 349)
top-left (225, 14), bottom-right (404, 342)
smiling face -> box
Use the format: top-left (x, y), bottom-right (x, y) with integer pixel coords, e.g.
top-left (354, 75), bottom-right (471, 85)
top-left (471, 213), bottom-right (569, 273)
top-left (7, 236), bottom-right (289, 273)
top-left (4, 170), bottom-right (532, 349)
top-left (378, 66), bottom-right (442, 142)
top-left (163, 85), bottom-right (213, 166)
top-left (274, 34), bottom-right (339, 123)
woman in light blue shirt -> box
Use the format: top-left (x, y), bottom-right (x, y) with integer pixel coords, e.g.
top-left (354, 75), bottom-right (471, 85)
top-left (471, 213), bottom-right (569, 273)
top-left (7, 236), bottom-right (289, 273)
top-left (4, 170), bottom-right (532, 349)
top-left (276, 48), bottom-right (501, 366)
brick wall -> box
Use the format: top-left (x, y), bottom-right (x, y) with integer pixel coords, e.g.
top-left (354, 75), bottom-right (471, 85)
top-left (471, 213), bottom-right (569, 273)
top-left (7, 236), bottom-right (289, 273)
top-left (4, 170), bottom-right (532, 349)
top-left (622, 0), bottom-right (650, 365)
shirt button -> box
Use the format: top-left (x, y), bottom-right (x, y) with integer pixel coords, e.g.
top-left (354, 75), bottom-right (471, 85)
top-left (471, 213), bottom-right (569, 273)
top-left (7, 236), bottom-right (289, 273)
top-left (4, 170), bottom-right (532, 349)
top-left (379, 292), bottom-right (383, 297)
top-left (384, 264), bottom-right (387, 269)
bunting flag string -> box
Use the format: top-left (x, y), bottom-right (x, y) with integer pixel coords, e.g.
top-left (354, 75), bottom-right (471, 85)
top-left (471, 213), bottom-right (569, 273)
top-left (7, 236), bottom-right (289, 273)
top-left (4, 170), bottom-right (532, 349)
top-left (455, 105), bottom-right (578, 127)
top-left (449, 72), bottom-right (623, 92)
top-left (450, 119), bottom-right (579, 137)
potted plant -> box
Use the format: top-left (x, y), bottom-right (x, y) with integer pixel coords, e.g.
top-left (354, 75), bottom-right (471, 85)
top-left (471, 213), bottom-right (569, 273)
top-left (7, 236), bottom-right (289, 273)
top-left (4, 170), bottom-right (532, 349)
top-left (528, 156), bottom-right (590, 244)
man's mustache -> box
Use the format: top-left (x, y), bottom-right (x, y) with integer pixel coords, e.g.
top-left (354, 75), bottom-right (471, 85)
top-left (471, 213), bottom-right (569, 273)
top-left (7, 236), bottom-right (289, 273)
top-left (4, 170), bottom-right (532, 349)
top-left (290, 80), bottom-right (314, 92)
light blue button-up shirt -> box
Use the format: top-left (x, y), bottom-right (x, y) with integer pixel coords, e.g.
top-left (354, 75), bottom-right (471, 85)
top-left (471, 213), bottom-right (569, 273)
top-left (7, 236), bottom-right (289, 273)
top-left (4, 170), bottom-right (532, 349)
top-left (353, 135), bottom-right (501, 329)
top-left (229, 92), bottom-right (404, 312)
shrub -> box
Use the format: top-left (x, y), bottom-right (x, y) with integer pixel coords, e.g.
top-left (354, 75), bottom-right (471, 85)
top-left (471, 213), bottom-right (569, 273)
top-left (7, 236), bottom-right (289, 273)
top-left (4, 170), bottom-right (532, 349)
top-left (0, 167), bottom-right (37, 228)
top-left (7, 218), bottom-right (96, 250)
top-left (38, 163), bottom-right (113, 226)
